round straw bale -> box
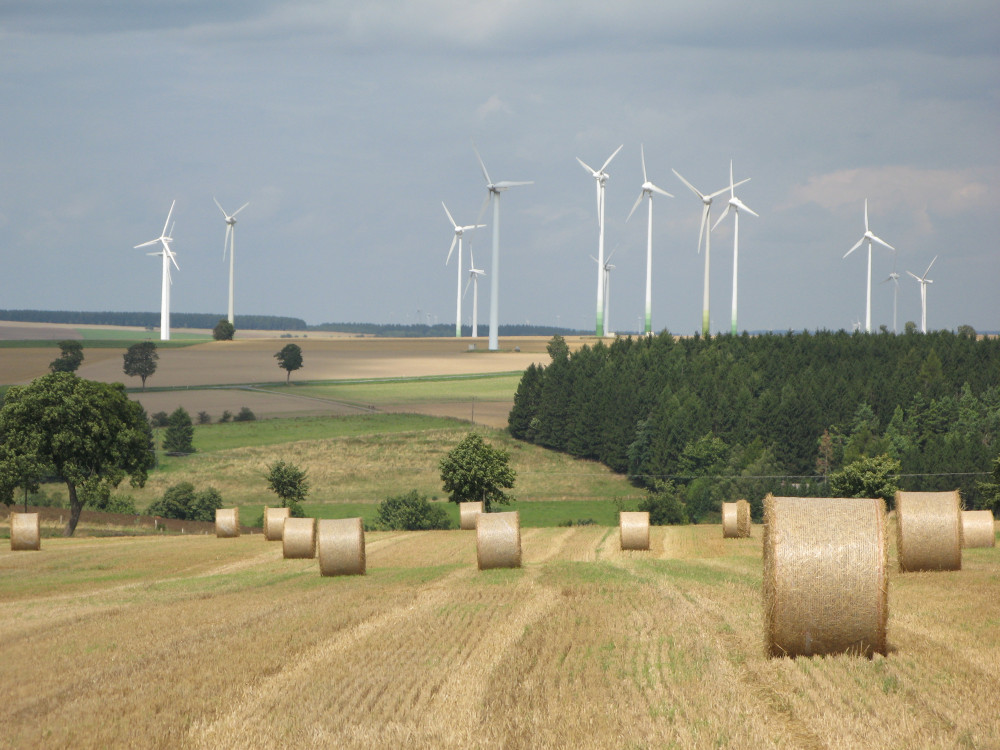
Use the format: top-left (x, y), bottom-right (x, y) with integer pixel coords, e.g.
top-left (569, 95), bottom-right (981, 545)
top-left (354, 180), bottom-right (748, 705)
top-left (722, 502), bottom-right (739, 538)
top-left (215, 508), bottom-right (240, 538)
top-left (460, 501), bottom-right (484, 530)
top-left (620, 511), bottom-right (650, 550)
top-left (763, 495), bottom-right (888, 658)
top-left (282, 517), bottom-right (316, 559)
top-left (263, 506), bottom-right (291, 542)
top-left (895, 490), bottom-right (962, 571)
top-left (960, 510), bottom-right (996, 549)
top-left (317, 518), bottom-right (366, 576)
top-left (10, 512), bottom-right (41, 551)
top-left (737, 499), bottom-right (752, 537)
top-left (476, 511), bottom-right (521, 570)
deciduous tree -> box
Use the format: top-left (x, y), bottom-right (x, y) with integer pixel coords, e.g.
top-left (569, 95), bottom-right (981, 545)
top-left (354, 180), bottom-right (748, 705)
top-left (265, 459), bottom-right (309, 516)
top-left (123, 341), bottom-right (158, 390)
top-left (274, 343), bottom-right (303, 383)
top-left (439, 433), bottom-right (515, 511)
top-left (0, 373), bottom-right (154, 535)
top-left (49, 340), bottom-right (84, 373)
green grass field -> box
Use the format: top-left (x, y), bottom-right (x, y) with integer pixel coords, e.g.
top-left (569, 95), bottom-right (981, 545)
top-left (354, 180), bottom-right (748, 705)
top-left (277, 372), bottom-right (524, 406)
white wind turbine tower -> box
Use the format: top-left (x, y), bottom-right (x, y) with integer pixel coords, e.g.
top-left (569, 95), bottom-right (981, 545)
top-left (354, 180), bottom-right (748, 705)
top-left (907, 255), bottom-right (937, 333)
top-left (673, 168), bottom-right (748, 336)
top-left (464, 250), bottom-right (486, 338)
top-left (134, 200), bottom-right (179, 341)
top-left (626, 145), bottom-right (673, 336)
top-left (712, 160), bottom-right (758, 336)
top-left (577, 145), bottom-right (623, 337)
top-left (882, 250), bottom-right (901, 333)
top-left (443, 201), bottom-right (485, 338)
top-left (843, 199), bottom-right (894, 333)
top-left (473, 144), bottom-right (533, 351)
top-left (214, 198), bottom-right (249, 326)
top-left (590, 243), bottom-right (620, 335)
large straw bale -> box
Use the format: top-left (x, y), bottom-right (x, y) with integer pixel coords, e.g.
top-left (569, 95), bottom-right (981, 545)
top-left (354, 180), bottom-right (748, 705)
top-left (263, 506), bottom-right (291, 541)
top-left (460, 501), bottom-right (484, 531)
top-left (282, 517), bottom-right (316, 559)
top-left (895, 490), bottom-right (962, 571)
top-left (723, 500), bottom-right (751, 538)
top-left (10, 512), bottom-right (41, 551)
top-left (215, 508), bottom-right (240, 538)
top-left (961, 510), bottom-right (996, 549)
top-left (763, 495), bottom-right (888, 658)
top-left (317, 518), bottom-right (366, 576)
top-left (619, 511), bottom-right (650, 550)
top-left (476, 511), bottom-right (521, 570)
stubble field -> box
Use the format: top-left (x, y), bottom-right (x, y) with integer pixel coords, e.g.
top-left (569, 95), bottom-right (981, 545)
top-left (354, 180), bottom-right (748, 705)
top-left (1, 523), bottom-right (997, 749)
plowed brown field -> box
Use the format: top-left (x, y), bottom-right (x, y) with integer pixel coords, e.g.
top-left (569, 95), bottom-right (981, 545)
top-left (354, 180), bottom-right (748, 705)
top-left (2, 524), bottom-right (997, 749)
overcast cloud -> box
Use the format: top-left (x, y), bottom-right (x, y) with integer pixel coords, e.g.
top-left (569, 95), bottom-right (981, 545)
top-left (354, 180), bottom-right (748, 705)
top-left (1, 1), bottom-right (998, 333)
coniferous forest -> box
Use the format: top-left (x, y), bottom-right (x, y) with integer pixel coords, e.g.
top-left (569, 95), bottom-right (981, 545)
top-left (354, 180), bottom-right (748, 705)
top-left (509, 330), bottom-right (1000, 521)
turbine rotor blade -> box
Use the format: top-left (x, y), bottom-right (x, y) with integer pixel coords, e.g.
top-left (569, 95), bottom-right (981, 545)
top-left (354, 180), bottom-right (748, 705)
top-left (233, 202), bottom-right (249, 216)
top-left (870, 234), bottom-right (895, 251)
top-left (494, 180), bottom-right (533, 189)
top-left (697, 204), bottom-right (710, 253)
top-left (672, 169), bottom-right (705, 199)
top-left (864, 199), bottom-right (870, 232)
top-left (576, 156), bottom-right (596, 175)
top-left (161, 200), bottom-right (175, 236)
top-left (626, 192), bottom-right (644, 223)
top-left (442, 201), bottom-right (458, 229)
top-left (446, 234), bottom-right (458, 265)
top-left (906, 270), bottom-right (921, 281)
top-left (649, 183), bottom-right (673, 198)
top-left (712, 205), bottom-right (730, 231)
top-left (640, 143), bottom-right (647, 184)
top-left (734, 198), bottom-right (758, 217)
top-left (844, 237), bottom-right (865, 258)
top-left (472, 142), bottom-right (492, 186)
top-left (600, 144), bottom-right (623, 172)
top-left (214, 197), bottom-right (227, 217)
top-left (924, 255), bottom-right (938, 275)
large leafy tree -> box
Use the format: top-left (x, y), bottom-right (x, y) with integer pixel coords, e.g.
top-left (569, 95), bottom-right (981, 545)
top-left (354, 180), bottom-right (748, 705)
top-left (265, 459), bottom-right (309, 516)
top-left (123, 341), bottom-right (158, 390)
top-left (828, 454), bottom-right (901, 505)
top-left (213, 318), bottom-right (235, 341)
top-left (274, 343), bottom-right (303, 383)
top-left (49, 340), bottom-right (84, 373)
top-left (0, 373), bottom-right (155, 535)
top-left (439, 432), bottom-right (515, 511)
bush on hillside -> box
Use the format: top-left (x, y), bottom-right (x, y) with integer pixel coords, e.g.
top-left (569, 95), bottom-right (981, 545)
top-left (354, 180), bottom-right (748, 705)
top-left (147, 482), bottom-right (223, 522)
top-left (375, 490), bottom-right (451, 530)
top-left (638, 480), bottom-right (689, 525)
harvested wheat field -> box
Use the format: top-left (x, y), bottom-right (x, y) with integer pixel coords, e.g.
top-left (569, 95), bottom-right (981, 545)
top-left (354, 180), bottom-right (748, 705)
top-left (1, 524), bottom-right (997, 749)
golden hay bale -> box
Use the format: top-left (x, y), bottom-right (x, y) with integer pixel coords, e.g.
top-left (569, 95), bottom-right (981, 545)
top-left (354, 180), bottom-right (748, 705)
top-left (722, 502), bottom-right (738, 538)
top-left (263, 506), bottom-right (291, 541)
top-left (317, 518), bottom-right (366, 576)
top-left (10, 512), bottom-right (41, 551)
top-left (737, 499), bottom-right (752, 537)
top-left (476, 511), bottom-right (521, 570)
top-left (619, 511), bottom-right (650, 550)
top-left (282, 517), bottom-right (316, 559)
top-left (960, 510), bottom-right (996, 549)
top-left (460, 501), bottom-right (484, 531)
top-left (895, 490), bottom-right (963, 571)
top-left (214, 508), bottom-right (240, 538)
top-left (763, 495), bottom-right (888, 658)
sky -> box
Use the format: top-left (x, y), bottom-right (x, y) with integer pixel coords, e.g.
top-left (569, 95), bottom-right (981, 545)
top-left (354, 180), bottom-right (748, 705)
top-left (1, 1), bottom-right (998, 335)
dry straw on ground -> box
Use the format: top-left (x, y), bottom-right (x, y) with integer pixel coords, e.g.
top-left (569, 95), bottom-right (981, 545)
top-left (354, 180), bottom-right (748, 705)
top-left (619, 511), bottom-right (650, 550)
top-left (722, 500), bottom-right (751, 539)
top-left (476, 511), bottom-right (521, 570)
top-left (460, 501), bottom-right (484, 530)
top-left (214, 508), bottom-right (240, 538)
top-left (10, 512), bottom-right (41, 551)
top-left (763, 495), bottom-right (888, 658)
top-left (895, 490), bottom-right (963, 571)
top-left (282, 517), bottom-right (316, 559)
top-left (263, 506), bottom-right (290, 542)
top-left (960, 509), bottom-right (996, 548)
top-left (317, 518), bottom-right (366, 576)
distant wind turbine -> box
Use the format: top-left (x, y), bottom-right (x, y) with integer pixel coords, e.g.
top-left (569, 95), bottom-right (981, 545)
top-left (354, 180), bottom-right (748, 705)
top-left (443, 202), bottom-right (485, 338)
top-left (881, 250), bottom-right (901, 333)
top-left (673, 168), bottom-right (748, 336)
top-left (712, 160), bottom-right (758, 336)
top-left (590, 243), bottom-right (621, 335)
top-left (214, 198), bottom-right (249, 326)
top-left (626, 144), bottom-right (673, 336)
top-left (907, 255), bottom-right (937, 333)
top-left (843, 199), bottom-right (894, 333)
top-left (578, 144), bottom-right (623, 337)
top-left (472, 144), bottom-right (533, 351)
top-left (464, 250), bottom-right (486, 338)
top-left (134, 200), bottom-right (179, 341)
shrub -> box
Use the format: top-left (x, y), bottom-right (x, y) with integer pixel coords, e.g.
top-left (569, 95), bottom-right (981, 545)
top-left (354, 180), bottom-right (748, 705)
top-left (219, 410), bottom-right (232, 423)
top-left (638, 480), bottom-right (689, 525)
top-left (375, 490), bottom-right (451, 530)
top-left (147, 482), bottom-right (223, 522)
top-left (151, 411), bottom-right (169, 428)
top-left (197, 411), bottom-right (211, 425)
top-left (162, 407), bottom-right (194, 454)
top-left (213, 318), bottom-right (235, 341)
top-left (233, 406), bottom-right (256, 422)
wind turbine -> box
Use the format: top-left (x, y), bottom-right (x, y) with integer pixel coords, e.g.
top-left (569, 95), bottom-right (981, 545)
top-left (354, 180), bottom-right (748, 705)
top-left (673, 168), bottom-right (749, 336)
top-left (134, 200), bottom-right (179, 341)
top-left (881, 251), bottom-right (901, 333)
top-left (214, 198), bottom-right (249, 326)
top-left (626, 144), bottom-right (673, 336)
top-left (907, 256), bottom-right (937, 333)
top-left (590, 243), bottom-right (621, 335)
top-left (577, 144), bottom-right (623, 337)
top-left (712, 161), bottom-right (758, 336)
top-left (443, 202), bottom-right (485, 338)
top-left (472, 144), bottom-right (533, 351)
top-left (843, 199), bottom-right (894, 333)
top-left (464, 250), bottom-right (486, 338)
